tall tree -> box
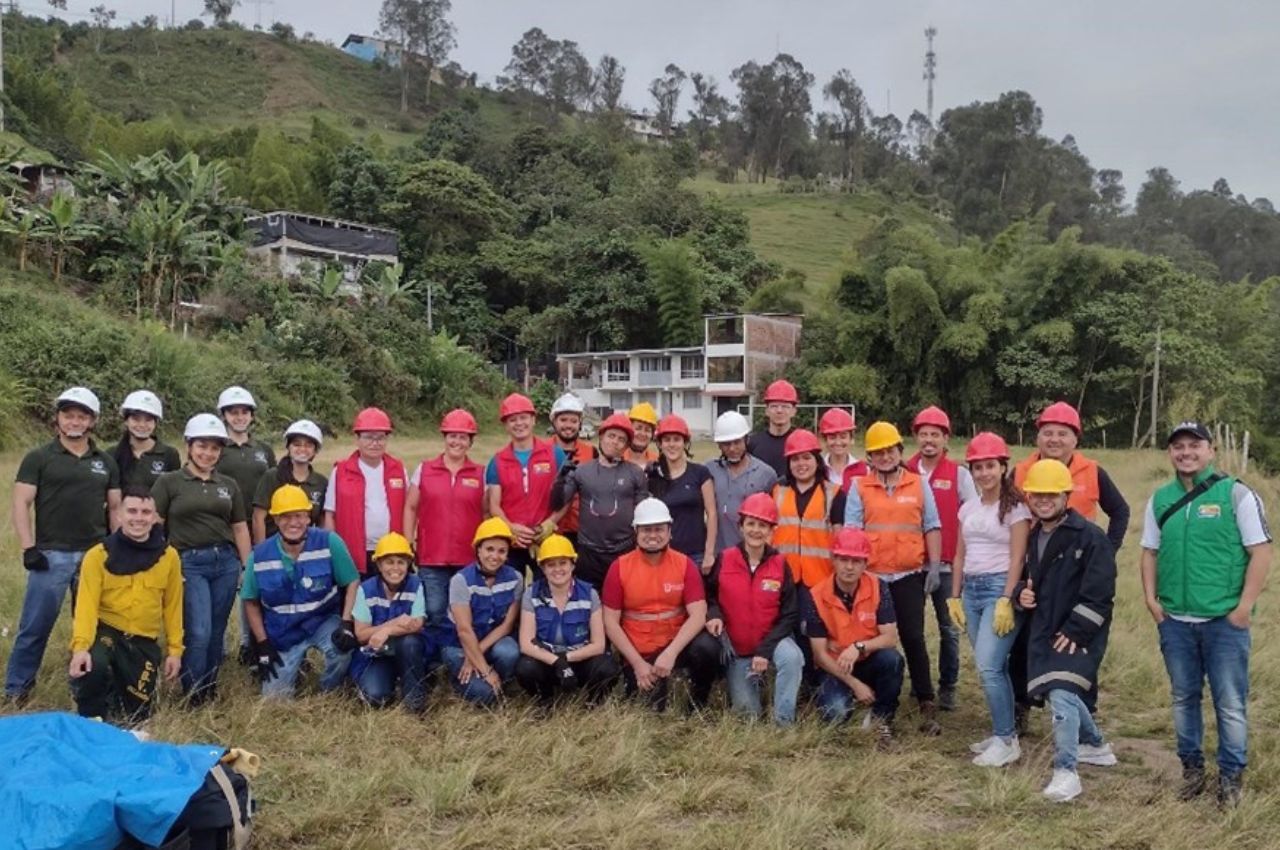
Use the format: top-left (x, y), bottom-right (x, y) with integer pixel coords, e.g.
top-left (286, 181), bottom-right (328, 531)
top-left (379, 0), bottom-right (458, 113)
top-left (504, 27), bottom-right (555, 95)
top-left (731, 54), bottom-right (814, 181)
top-left (688, 72), bottom-right (728, 154)
top-left (546, 40), bottom-right (593, 114)
top-left (648, 63), bottom-right (686, 138)
top-left (202, 0), bottom-right (238, 26)
top-left (593, 54), bottom-right (626, 112)
top-left (822, 69), bottom-right (868, 182)
top-left (90, 6), bottom-right (116, 54)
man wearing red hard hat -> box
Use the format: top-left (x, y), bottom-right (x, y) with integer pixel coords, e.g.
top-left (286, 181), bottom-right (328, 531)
top-left (747, 379), bottom-right (800, 479)
top-left (324, 407), bottom-right (408, 577)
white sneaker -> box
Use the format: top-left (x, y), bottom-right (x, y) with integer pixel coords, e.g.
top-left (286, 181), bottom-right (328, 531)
top-left (1043, 769), bottom-right (1083, 803)
top-left (1077, 742), bottom-right (1117, 766)
top-left (972, 737), bottom-right (1021, 767)
top-left (969, 735), bottom-right (999, 754)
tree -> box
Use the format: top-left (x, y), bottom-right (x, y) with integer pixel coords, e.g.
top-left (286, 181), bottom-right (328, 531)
top-left (90, 6), bottom-right (117, 54)
top-left (33, 193), bottom-right (97, 284)
top-left (822, 69), bottom-right (868, 182)
top-left (731, 54), bottom-right (814, 181)
top-left (546, 40), bottom-right (592, 114)
top-left (646, 240), bottom-right (702, 346)
top-left (202, 0), bottom-right (239, 27)
top-left (270, 21), bottom-right (296, 42)
top-left (593, 54), bottom-right (626, 112)
top-left (504, 28), bottom-right (556, 96)
top-left (379, 0), bottom-right (457, 112)
top-left (383, 159), bottom-right (511, 255)
top-left (648, 64), bottom-right (686, 138)
top-left (48, 0), bottom-right (68, 9)
top-left (688, 73), bottom-right (728, 154)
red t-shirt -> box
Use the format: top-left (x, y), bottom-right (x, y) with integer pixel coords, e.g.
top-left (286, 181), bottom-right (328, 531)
top-left (601, 554), bottom-right (706, 609)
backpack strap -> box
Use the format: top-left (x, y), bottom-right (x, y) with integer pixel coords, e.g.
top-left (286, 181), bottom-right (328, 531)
top-left (209, 763), bottom-right (252, 850)
top-left (1157, 473), bottom-right (1228, 530)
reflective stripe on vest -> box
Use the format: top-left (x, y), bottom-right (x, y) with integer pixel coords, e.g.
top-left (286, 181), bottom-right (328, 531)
top-left (252, 527), bottom-right (341, 650)
top-left (855, 471), bottom-right (927, 574)
top-left (532, 577), bottom-right (594, 651)
top-left (350, 573), bottom-right (424, 680)
top-left (616, 548), bottom-right (691, 656)
top-left (773, 482), bottom-right (838, 587)
top-left (1013, 452), bottom-right (1100, 520)
top-left (442, 564), bottom-right (521, 646)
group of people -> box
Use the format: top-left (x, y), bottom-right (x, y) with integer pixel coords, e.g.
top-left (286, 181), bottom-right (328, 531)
top-left (3, 381), bottom-right (1270, 807)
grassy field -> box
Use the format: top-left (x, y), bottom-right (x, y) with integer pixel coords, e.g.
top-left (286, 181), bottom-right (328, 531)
top-left (1, 436), bottom-right (1277, 849)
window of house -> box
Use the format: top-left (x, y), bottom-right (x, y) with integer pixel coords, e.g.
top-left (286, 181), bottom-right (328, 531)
top-left (680, 355), bottom-right (704, 379)
top-left (609, 392), bottom-right (631, 410)
top-left (639, 356), bottom-right (671, 373)
top-left (606, 358), bottom-right (631, 381)
top-left (682, 391), bottom-right (703, 410)
top-left (706, 316), bottom-right (744, 345)
top-left (707, 356), bottom-right (745, 383)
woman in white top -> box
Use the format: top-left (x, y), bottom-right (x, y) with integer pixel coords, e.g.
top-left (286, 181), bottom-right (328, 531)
top-left (948, 433), bottom-right (1031, 767)
top-left (818, 408), bottom-right (866, 489)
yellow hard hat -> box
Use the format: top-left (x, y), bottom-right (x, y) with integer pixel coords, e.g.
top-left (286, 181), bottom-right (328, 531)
top-left (373, 532), bottom-right (414, 562)
top-left (1021, 459), bottom-right (1074, 494)
top-left (863, 421), bottom-right (904, 453)
top-left (628, 402), bottom-right (659, 427)
top-left (472, 517), bottom-right (515, 547)
top-left (269, 485), bottom-right (313, 517)
top-left (536, 533), bottom-right (577, 563)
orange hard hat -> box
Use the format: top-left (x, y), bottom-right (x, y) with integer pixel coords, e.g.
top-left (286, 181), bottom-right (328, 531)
top-left (831, 527), bottom-right (872, 560)
top-left (1037, 401), bottom-right (1081, 434)
top-left (655, 414), bottom-right (691, 440)
top-left (352, 407), bottom-right (393, 433)
top-left (763, 380), bottom-right (799, 404)
top-left (598, 412), bottom-right (636, 442)
top-left (439, 408), bottom-right (478, 435)
top-left (965, 432), bottom-right (1010, 463)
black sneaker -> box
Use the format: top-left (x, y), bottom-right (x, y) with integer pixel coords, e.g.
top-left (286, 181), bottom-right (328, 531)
top-left (938, 685), bottom-right (957, 712)
top-left (917, 700), bottom-right (942, 736)
top-left (1217, 773), bottom-right (1243, 809)
top-left (1177, 765), bottom-right (1207, 801)
top-left (1014, 703), bottom-right (1030, 737)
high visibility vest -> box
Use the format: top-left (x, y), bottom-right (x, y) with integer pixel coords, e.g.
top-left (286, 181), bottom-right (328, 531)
top-left (348, 572), bottom-right (424, 681)
top-left (624, 445), bottom-right (659, 467)
top-left (1014, 452), bottom-right (1100, 519)
top-left (810, 573), bottom-right (881, 659)
top-left (715, 545), bottom-right (789, 656)
top-left (557, 440), bottom-right (598, 534)
top-left (441, 563), bottom-right (521, 646)
top-left (615, 548), bottom-right (692, 656)
top-left (252, 528), bottom-right (340, 651)
top-left (332, 451), bottom-right (407, 564)
top-left (493, 439), bottom-right (557, 530)
top-left (905, 453), bottom-right (960, 564)
top-left (854, 470), bottom-right (928, 574)
top-left (530, 577), bottom-right (595, 651)
top-left (772, 481), bottom-right (840, 587)
top-left (414, 455), bottom-right (485, 567)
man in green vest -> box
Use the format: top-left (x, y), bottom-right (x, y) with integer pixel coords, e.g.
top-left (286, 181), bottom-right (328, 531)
top-left (1140, 421), bottom-right (1272, 808)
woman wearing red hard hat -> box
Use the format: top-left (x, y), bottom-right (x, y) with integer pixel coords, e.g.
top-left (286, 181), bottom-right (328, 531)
top-left (818, 407), bottom-right (867, 491)
top-left (324, 407), bottom-right (408, 578)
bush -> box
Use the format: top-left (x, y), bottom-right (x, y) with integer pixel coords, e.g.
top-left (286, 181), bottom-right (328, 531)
top-left (270, 22), bottom-right (296, 43)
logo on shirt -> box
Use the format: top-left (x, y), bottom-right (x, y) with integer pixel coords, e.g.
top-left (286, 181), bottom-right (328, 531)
top-left (662, 582), bottom-right (685, 593)
top-left (216, 487), bottom-right (232, 501)
top-left (151, 460), bottom-right (166, 474)
top-left (1197, 504), bottom-right (1222, 519)
top-left (934, 479), bottom-right (952, 490)
top-left (389, 478), bottom-right (404, 490)
top-left (895, 495), bottom-right (919, 505)
top-left (760, 579), bottom-right (781, 592)
top-left (532, 462), bottom-right (553, 475)
top-left (254, 451), bottom-right (267, 465)
top-left (89, 459), bottom-right (108, 476)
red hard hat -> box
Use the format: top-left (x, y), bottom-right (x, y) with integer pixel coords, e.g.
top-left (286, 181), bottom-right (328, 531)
top-left (831, 526), bottom-right (872, 560)
top-left (655, 414), bottom-right (691, 440)
top-left (738, 492), bottom-right (780, 525)
top-left (598, 412), bottom-right (636, 441)
top-left (912, 405), bottom-right (951, 434)
top-left (352, 406), bottom-right (393, 433)
top-left (1037, 401), bottom-right (1081, 434)
top-left (965, 432), bottom-right (1010, 463)
top-left (439, 408), bottom-right (478, 435)
top-left (499, 393), bottom-right (536, 421)
top-left (818, 408), bottom-right (856, 435)
top-left (783, 428), bottom-right (822, 457)
top-left (763, 379), bottom-right (799, 404)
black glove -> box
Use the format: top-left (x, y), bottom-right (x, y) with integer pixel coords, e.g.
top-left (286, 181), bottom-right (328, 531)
top-left (22, 548), bottom-right (48, 572)
top-left (553, 653), bottom-right (579, 690)
top-left (331, 619), bottom-right (358, 653)
top-left (556, 457), bottom-right (579, 479)
top-left (252, 638), bottom-right (282, 683)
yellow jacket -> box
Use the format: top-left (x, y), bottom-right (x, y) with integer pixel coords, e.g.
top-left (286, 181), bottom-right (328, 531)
top-left (71, 541), bottom-right (184, 656)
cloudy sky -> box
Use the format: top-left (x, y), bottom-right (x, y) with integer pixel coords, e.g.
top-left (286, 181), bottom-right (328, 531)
top-left (64, 0), bottom-right (1280, 203)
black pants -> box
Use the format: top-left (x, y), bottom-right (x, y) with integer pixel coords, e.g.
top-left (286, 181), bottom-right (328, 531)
top-left (574, 544), bottom-right (629, 593)
top-left (71, 623), bottom-right (163, 723)
top-left (621, 631), bottom-right (721, 711)
top-left (887, 571), bottom-right (935, 703)
top-left (515, 653), bottom-right (621, 705)
top-left (1011, 626), bottom-right (1098, 713)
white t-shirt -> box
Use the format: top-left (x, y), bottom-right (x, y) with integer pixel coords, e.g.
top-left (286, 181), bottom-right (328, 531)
top-left (324, 459), bottom-right (392, 551)
top-left (958, 498), bottom-right (1032, 575)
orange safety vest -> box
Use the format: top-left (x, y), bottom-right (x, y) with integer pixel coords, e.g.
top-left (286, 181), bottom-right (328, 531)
top-left (615, 547), bottom-right (691, 656)
top-left (624, 445), bottom-right (659, 468)
top-left (1013, 452), bottom-right (1100, 520)
top-left (854, 470), bottom-right (927, 575)
top-left (772, 481), bottom-right (840, 587)
top-left (810, 573), bottom-right (881, 659)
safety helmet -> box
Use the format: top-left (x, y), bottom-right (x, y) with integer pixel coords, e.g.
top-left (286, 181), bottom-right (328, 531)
top-left (655, 414), bottom-right (691, 440)
top-left (269, 484), bottom-right (314, 517)
top-left (55, 387), bottom-right (101, 417)
top-left (439, 408), bottom-right (478, 435)
top-left (863, 421), bottom-right (904, 453)
top-left (738, 492), bottom-right (780, 525)
top-left (783, 429), bottom-right (822, 458)
top-left (1021, 459), bottom-right (1074, 494)
top-left (536, 533), bottom-right (578, 564)
top-left (598, 412), bottom-right (635, 442)
top-left (284, 419), bottom-right (324, 448)
top-left (628, 402), bottom-right (659, 428)
top-left (713, 410), bottom-right (751, 443)
top-left (352, 407), bottom-right (393, 433)
top-left (499, 393), bottom-right (536, 421)
top-left (831, 527), bottom-right (872, 560)
top-left (912, 405), bottom-right (951, 434)
top-left (372, 532), bottom-right (414, 562)
top-left (818, 408), bottom-right (856, 436)
top-left (965, 432), bottom-right (1010, 464)
top-left (184, 413), bottom-right (228, 443)
top-left (217, 385), bottom-right (256, 411)
top-left (550, 393), bottom-right (585, 418)
top-left (120, 390), bottom-right (163, 420)
top-left (1036, 402), bottom-right (1082, 435)
top-left (762, 380), bottom-right (799, 405)
top-left (472, 516), bottom-right (515, 547)
top-left (632, 497), bottom-right (673, 527)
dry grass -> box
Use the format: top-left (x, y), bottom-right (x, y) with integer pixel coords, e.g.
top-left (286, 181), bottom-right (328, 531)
top-left (2, 437), bottom-right (1277, 849)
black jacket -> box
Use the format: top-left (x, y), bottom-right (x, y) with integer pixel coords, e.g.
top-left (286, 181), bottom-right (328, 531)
top-left (1013, 509), bottom-right (1116, 701)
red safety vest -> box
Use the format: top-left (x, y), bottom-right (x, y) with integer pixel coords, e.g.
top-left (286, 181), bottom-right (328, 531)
top-left (905, 452), bottom-right (960, 564)
top-left (614, 547), bottom-right (692, 656)
top-left (840, 460), bottom-right (870, 494)
top-left (557, 440), bottom-right (598, 534)
top-left (716, 545), bottom-right (788, 657)
top-left (331, 451), bottom-right (406, 564)
top-left (811, 572), bottom-right (881, 658)
top-left (414, 455), bottom-right (485, 567)
top-left (494, 439), bottom-right (557, 529)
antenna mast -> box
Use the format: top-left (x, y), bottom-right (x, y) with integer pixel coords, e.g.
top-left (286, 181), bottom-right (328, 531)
top-left (923, 26), bottom-right (938, 126)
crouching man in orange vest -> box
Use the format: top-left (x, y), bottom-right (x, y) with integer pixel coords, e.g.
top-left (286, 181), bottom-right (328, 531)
top-left (804, 526), bottom-right (905, 747)
top-left (602, 498), bottom-right (721, 712)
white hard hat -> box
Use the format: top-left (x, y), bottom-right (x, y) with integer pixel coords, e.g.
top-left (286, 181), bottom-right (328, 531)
top-left (184, 413), bottom-right (228, 443)
top-left (217, 385), bottom-right (257, 411)
top-left (55, 387), bottom-right (101, 417)
top-left (632, 497), bottom-right (674, 527)
top-left (120, 390), bottom-right (164, 420)
top-left (713, 410), bottom-right (750, 443)
top-left (550, 392), bottom-right (585, 417)
top-left (284, 419), bottom-right (324, 448)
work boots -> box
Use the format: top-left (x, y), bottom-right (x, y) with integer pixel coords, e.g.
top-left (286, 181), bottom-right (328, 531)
top-left (1177, 765), bottom-right (1207, 801)
top-left (1217, 773), bottom-right (1243, 809)
top-left (917, 700), bottom-right (942, 736)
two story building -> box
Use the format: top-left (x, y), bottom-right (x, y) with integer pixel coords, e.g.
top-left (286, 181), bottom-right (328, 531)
top-left (244, 211), bottom-right (399, 285)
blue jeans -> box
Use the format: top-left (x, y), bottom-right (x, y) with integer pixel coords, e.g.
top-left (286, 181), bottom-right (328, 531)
top-left (179, 544), bottom-right (242, 697)
top-left (419, 567), bottom-right (460, 630)
top-left (724, 637), bottom-right (804, 725)
top-left (1048, 689), bottom-right (1104, 770)
top-left (262, 614), bottom-right (350, 698)
top-left (815, 648), bottom-right (905, 723)
top-left (4, 549), bottom-right (85, 697)
top-left (962, 572), bottom-right (1020, 738)
top-left (441, 636), bottom-right (519, 706)
top-left (929, 571), bottom-right (961, 690)
top-left (355, 635), bottom-right (430, 712)
top-left (1157, 616), bottom-right (1251, 777)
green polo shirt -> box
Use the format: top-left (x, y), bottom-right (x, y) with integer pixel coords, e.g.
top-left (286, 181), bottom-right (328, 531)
top-left (253, 467), bottom-right (329, 537)
top-left (240, 530), bottom-right (360, 600)
top-left (15, 438), bottom-right (120, 551)
top-left (121, 439), bottom-right (182, 490)
top-left (152, 468), bottom-right (247, 550)
top-left (216, 438), bottom-right (276, 518)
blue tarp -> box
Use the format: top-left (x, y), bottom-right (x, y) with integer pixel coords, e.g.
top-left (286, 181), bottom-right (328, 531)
top-left (0, 712), bottom-right (224, 850)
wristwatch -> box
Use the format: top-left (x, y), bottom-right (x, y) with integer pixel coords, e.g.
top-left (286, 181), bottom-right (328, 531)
top-left (854, 641), bottom-right (867, 656)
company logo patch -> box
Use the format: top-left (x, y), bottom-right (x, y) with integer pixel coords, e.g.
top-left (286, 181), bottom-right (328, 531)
top-left (216, 487), bottom-right (232, 501)
top-left (933, 479), bottom-right (952, 490)
top-left (760, 579), bottom-right (781, 592)
top-left (662, 582), bottom-right (685, 593)
top-left (150, 460), bottom-right (166, 474)
top-left (254, 451), bottom-right (267, 465)
top-left (1197, 504), bottom-right (1222, 519)
top-left (461, 478), bottom-right (481, 488)
top-left (896, 495), bottom-right (919, 505)
top-left (90, 459), bottom-right (107, 475)
top-left (532, 462), bottom-right (553, 474)
top-left (389, 478), bottom-right (404, 489)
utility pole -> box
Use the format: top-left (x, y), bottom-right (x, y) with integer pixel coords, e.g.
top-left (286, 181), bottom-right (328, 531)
top-left (245, 0), bottom-right (275, 29)
top-left (0, 5), bottom-right (6, 133)
top-left (426, 281), bottom-right (433, 332)
top-left (923, 26), bottom-right (938, 139)
top-left (171, 0), bottom-right (176, 29)
top-left (1149, 323), bottom-right (1162, 447)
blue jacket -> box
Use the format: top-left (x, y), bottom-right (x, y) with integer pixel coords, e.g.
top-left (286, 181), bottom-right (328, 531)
top-left (440, 563), bottom-right (521, 647)
top-left (252, 528), bottom-right (340, 650)
top-left (350, 572), bottom-right (425, 680)
top-left (530, 577), bottom-right (594, 652)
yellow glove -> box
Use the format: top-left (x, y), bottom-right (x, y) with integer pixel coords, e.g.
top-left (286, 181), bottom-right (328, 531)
top-left (533, 519), bottom-right (557, 544)
top-left (993, 597), bottom-right (1016, 637)
top-left (946, 597), bottom-right (966, 629)
top-left (220, 747), bottom-right (262, 778)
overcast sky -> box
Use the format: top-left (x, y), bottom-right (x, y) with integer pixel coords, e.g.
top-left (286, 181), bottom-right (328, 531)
top-left (62, 0), bottom-right (1280, 204)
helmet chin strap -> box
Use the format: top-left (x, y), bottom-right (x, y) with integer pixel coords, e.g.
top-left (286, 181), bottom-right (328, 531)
top-left (282, 535), bottom-right (306, 546)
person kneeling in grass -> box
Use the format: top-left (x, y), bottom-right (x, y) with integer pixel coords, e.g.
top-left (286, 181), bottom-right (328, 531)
top-left (351, 533), bottom-right (430, 712)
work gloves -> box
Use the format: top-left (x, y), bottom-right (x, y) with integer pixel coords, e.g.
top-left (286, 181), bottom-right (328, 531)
top-left (946, 597), bottom-right (966, 629)
top-left (252, 639), bottom-right (282, 684)
top-left (923, 562), bottom-right (944, 595)
top-left (553, 653), bottom-right (579, 691)
top-left (993, 597), bottom-right (1016, 637)
top-left (533, 519), bottom-right (558, 545)
top-left (22, 548), bottom-right (48, 572)
top-left (331, 619), bottom-right (359, 654)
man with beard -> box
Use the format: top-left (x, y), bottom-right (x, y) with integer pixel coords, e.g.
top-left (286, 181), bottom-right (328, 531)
top-left (548, 392), bottom-right (597, 547)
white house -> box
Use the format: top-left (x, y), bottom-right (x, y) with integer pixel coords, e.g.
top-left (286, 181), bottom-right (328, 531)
top-left (245, 211), bottom-right (399, 284)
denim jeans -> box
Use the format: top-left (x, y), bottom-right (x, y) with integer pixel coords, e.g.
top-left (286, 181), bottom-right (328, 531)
top-left (1157, 616), bottom-right (1251, 777)
top-left (355, 634), bottom-right (430, 712)
top-left (1048, 688), bottom-right (1104, 770)
top-left (179, 544), bottom-right (242, 697)
top-left (441, 636), bottom-right (519, 706)
top-left (815, 648), bottom-right (905, 723)
top-left (962, 572), bottom-right (1019, 738)
top-left (4, 549), bottom-right (85, 697)
top-left (418, 567), bottom-right (461, 632)
top-left (723, 637), bottom-right (804, 725)
top-left (929, 570), bottom-right (961, 690)
top-left (261, 614), bottom-right (351, 698)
